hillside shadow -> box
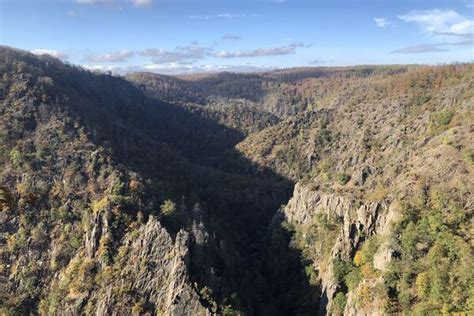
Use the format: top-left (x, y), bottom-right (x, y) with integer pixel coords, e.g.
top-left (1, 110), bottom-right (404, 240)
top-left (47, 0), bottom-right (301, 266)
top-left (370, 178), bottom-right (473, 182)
top-left (40, 62), bottom-right (321, 314)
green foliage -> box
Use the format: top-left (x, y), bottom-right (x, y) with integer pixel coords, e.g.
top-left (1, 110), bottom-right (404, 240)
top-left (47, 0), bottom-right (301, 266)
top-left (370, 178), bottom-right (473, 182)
top-left (97, 235), bottom-right (112, 265)
top-left (304, 264), bottom-right (319, 286)
top-left (333, 292), bottom-right (347, 314)
top-left (344, 268), bottom-right (361, 291)
top-left (333, 258), bottom-right (352, 283)
top-left (7, 226), bottom-right (28, 252)
top-left (315, 128), bottom-right (332, 148)
top-left (9, 148), bottom-right (23, 169)
top-left (333, 258), bottom-right (361, 291)
top-left (0, 186), bottom-right (14, 210)
top-left (160, 199), bottom-right (176, 217)
top-left (91, 197), bottom-right (109, 213)
top-left (413, 93), bottom-right (431, 106)
top-left (222, 305), bottom-right (240, 316)
top-left (336, 172), bottom-right (351, 185)
top-left (314, 213), bottom-right (339, 231)
top-left (462, 148), bottom-right (474, 166)
top-left (429, 109), bottom-right (454, 134)
top-left (385, 187), bottom-right (472, 313)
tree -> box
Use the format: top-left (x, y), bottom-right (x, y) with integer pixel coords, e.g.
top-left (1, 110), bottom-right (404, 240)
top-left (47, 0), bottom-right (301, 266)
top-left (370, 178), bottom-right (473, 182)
top-left (160, 199), bottom-right (176, 217)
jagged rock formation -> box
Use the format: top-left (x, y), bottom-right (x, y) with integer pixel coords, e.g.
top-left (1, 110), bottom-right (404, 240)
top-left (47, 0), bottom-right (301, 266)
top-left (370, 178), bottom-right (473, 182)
top-left (93, 216), bottom-right (207, 315)
top-left (280, 184), bottom-right (399, 314)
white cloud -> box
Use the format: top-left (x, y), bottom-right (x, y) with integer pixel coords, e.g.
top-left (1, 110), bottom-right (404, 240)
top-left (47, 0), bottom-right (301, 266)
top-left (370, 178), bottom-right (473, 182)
top-left (190, 13), bottom-right (258, 19)
top-left (390, 44), bottom-right (448, 54)
top-left (67, 9), bottom-right (76, 16)
top-left (83, 64), bottom-right (119, 72)
top-left (130, 0), bottom-right (152, 7)
top-left (374, 18), bottom-right (390, 28)
top-left (142, 63), bottom-right (275, 75)
top-left (76, 0), bottom-right (111, 4)
top-left (213, 42), bottom-right (304, 58)
top-left (85, 50), bottom-right (134, 62)
top-left (82, 62), bottom-right (276, 75)
top-left (140, 44), bottom-right (209, 63)
top-left (222, 34), bottom-right (241, 40)
top-left (31, 49), bottom-right (68, 59)
top-left (76, 0), bottom-right (150, 7)
top-left (399, 9), bottom-right (474, 35)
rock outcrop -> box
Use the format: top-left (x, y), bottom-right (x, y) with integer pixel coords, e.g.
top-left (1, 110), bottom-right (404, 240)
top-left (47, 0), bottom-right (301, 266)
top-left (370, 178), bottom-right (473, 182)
top-left (93, 216), bottom-right (208, 315)
top-left (281, 183), bottom-right (399, 314)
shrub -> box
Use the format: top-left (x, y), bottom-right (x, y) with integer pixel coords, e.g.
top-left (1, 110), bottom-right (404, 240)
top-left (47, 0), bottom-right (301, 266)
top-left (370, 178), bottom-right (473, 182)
top-left (333, 258), bottom-right (353, 283)
top-left (353, 250), bottom-right (363, 267)
top-left (91, 197), bottom-right (109, 213)
top-left (386, 186), bottom-right (472, 313)
top-left (9, 149), bottom-right (23, 169)
top-left (415, 272), bottom-right (429, 299)
top-left (337, 172), bottom-right (351, 185)
top-left (7, 227), bottom-right (27, 252)
top-left (429, 109), bottom-right (454, 134)
top-left (462, 148), bottom-right (474, 166)
top-left (0, 186), bottom-right (14, 210)
top-left (160, 199), bottom-right (176, 217)
top-left (333, 258), bottom-right (361, 291)
top-left (345, 268), bottom-right (361, 291)
top-left (31, 223), bottom-right (48, 245)
top-left (97, 234), bottom-right (111, 265)
top-left (333, 292), bottom-right (347, 314)
top-left (367, 183), bottom-right (388, 202)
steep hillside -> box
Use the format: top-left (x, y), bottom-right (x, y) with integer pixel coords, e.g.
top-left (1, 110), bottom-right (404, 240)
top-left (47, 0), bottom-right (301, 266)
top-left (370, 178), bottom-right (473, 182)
top-left (1, 46), bottom-right (473, 316)
top-left (238, 64), bottom-right (474, 314)
top-left (0, 47), bottom-right (296, 315)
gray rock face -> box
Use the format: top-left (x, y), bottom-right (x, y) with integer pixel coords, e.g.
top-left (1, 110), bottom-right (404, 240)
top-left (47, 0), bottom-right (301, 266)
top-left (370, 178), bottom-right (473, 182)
top-left (92, 216), bottom-right (208, 316)
top-left (373, 243), bottom-right (393, 272)
top-left (281, 183), bottom-right (398, 315)
top-left (48, 215), bottom-right (209, 316)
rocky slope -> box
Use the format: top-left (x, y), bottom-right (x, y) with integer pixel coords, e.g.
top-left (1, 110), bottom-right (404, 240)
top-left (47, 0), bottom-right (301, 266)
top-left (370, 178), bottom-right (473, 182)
top-left (1, 46), bottom-right (473, 315)
top-left (241, 64), bottom-right (474, 314)
top-left (0, 47), bottom-right (292, 315)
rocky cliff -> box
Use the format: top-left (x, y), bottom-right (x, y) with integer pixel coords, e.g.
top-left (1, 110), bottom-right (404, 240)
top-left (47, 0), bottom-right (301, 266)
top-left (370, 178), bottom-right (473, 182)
top-left (279, 184), bottom-right (399, 314)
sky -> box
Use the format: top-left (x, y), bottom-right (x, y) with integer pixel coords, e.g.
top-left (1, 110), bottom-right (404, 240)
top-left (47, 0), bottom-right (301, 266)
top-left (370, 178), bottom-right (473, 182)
top-left (1, 0), bottom-right (473, 74)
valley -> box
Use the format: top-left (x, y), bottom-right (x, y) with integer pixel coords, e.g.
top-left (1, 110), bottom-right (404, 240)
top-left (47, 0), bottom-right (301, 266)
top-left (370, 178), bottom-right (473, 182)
top-left (0, 46), bottom-right (473, 315)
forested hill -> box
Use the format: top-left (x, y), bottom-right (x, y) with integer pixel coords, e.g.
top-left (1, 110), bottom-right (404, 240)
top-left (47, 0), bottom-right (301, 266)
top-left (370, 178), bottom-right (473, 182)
top-left (1, 46), bottom-right (473, 315)
top-left (0, 46), bottom-right (294, 314)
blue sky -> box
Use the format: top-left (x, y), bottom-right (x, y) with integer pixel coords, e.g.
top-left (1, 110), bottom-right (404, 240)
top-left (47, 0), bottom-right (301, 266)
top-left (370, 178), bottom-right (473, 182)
top-left (1, 0), bottom-right (473, 74)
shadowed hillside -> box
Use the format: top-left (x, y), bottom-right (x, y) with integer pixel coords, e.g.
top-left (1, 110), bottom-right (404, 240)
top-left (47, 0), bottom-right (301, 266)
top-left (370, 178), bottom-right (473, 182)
top-left (0, 47), bottom-right (317, 315)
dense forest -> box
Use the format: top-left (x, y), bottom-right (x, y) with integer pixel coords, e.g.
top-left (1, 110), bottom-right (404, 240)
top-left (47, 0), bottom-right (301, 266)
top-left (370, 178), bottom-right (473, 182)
top-left (0, 46), bottom-right (473, 315)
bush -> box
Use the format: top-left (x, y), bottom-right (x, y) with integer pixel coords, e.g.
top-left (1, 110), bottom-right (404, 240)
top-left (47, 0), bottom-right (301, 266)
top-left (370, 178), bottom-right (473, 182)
top-left (337, 172), bottom-right (351, 185)
top-left (345, 269), bottom-right (361, 291)
top-left (7, 227), bottom-right (27, 252)
top-left (333, 292), bottom-right (347, 314)
top-left (367, 183), bottom-right (388, 202)
top-left (160, 199), bottom-right (176, 217)
top-left (9, 149), bottom-right (23, 169)
top-left (91, 197), bottom-right (109, 213)
top-left (0, 186), bottom-right (14, 210)
top-left (333, 258), bottom-right (361, 291)
top-left (429, 109), bottom-right (454, 134)
top-left (386, 186), bottom-right (473, 313)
